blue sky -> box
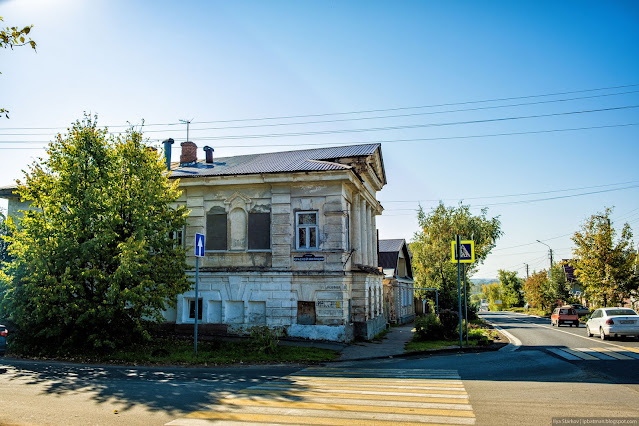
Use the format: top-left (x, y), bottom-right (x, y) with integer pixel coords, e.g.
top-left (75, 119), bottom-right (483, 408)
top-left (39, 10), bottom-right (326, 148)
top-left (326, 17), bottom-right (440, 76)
top-left (1, 0), bottom-right (638, 279)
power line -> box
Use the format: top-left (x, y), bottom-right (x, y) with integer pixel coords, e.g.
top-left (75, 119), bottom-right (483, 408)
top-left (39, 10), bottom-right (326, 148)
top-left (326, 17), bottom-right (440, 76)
top-left (87, 89), bottom-right (639, 134)
top-left (3, 121), bottom-right (638, 150)
top-left (380, 179), bottom-right (639, 204)
top-left (382, 184), bottom-right (639, 212)
top-left (3, 83), bottom-right (636, 132)
top-left (164, 105), bottom-right (639, 141)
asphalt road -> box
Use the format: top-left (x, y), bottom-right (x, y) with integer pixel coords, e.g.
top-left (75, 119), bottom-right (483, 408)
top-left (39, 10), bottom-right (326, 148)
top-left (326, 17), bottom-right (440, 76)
top-left (0, 359), bottom-right (300, 425)
top-left (1, 312), bottom-right (638, 425)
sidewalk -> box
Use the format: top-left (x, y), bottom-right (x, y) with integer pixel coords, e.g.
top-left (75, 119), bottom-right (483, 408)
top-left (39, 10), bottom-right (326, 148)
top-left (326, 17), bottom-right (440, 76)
top-left (338, 323), bottom-right (416, 361)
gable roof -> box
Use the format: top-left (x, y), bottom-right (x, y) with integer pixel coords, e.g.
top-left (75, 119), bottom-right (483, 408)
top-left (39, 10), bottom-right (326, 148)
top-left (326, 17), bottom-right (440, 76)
top-left (168, 143), bottom-right (383, 180)
top-left (378, 238), bottom-right (413, 279)
top-left (378, 239), bottom-right (405, 253)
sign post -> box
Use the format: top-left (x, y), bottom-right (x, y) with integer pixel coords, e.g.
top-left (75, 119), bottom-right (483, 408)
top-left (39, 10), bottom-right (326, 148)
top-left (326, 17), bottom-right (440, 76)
top-left (456, 235), bottom-right (462, 350)
top-left (194, 233), bottom-right (205, 357)
top-left (451, 238), bottom-right (475, 349)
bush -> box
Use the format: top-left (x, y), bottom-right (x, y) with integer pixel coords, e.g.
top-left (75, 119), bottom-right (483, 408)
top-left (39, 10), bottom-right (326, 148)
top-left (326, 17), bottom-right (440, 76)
top-left (249, 326), bottom-right (282, 354)
top-left (439, 309), bottom-right (460, 338)
top-left (466, 305), bottom-right (478, 321)
top-left (414, 313), bottom-right (445, 341)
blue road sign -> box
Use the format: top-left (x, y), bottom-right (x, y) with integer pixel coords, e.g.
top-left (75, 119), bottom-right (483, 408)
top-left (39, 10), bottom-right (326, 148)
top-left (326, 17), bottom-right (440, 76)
top-left (450, 240), bottom-right (475, 263)
top-left (195, 233), bottom-right (205, 258)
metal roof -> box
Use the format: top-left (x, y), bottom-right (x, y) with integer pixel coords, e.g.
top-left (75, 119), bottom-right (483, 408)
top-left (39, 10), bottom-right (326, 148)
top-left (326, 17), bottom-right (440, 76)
top-left (378, 239), bottom-right (405, 253)
top-left (168, 143), bottom-right (381, 178)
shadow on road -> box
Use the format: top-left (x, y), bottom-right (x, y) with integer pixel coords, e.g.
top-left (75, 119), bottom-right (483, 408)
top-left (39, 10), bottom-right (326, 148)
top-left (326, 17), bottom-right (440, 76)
top-left (0, 359), bottom-right (306, 415)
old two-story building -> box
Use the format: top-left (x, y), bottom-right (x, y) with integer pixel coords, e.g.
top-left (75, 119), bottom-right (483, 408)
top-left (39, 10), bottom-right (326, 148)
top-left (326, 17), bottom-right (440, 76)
top-left (378, 239), bottom-right (415, 325)
top-left (0, 141), bottom-right (389, 342)
top-left (163, 141), bottom-right (388, 342)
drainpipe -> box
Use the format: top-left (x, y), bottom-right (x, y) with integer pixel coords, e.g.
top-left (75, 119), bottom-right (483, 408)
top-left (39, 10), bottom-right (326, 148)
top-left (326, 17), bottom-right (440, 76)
top-left (163, 138), bottom-right (174, 171)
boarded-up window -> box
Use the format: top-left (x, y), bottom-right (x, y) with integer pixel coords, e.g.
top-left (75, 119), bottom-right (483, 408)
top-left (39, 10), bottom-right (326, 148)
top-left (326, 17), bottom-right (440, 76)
top-left (297, 301), bottom-right (316, 325)
top-left (248, 212), bottom-right (271, 250)
top-left (206, 209), bottom-right (227, 250)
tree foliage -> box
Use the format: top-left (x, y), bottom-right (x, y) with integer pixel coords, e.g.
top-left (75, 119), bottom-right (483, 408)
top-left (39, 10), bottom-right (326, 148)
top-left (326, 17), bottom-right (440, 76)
top-left (410, 202), bottom-right (502, 310)
top-left (571, 208), bottom-right (638, 307)
top-left (482, 283), bottom-right (503, 311)
top-left (523, 271), bottom-right (552, 311)
top-left (498, 269), bottom-right (523, 308)
top-left (0, 211), bottom-right (11, 265)
top-left (1, 16), bottom-right (36, 118)
top-left (0, 116), bottom-right (190, 354)
top-left (548, 262), bottom-right (571, 303)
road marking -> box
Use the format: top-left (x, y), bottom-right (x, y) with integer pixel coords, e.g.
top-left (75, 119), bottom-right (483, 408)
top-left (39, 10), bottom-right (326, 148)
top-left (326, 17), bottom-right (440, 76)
top-left (166, 368), bottom-right (476, 425)
top-left (547, 346), bottom-right (639, 361)
top-left (589, 347), bottom-right (634, 360)
top-left (546, 348), bottom-right (583, 360)
top-left (571, 348), bottom-right (616, 360)
top-left (488, 312), bottom-right (639, 352)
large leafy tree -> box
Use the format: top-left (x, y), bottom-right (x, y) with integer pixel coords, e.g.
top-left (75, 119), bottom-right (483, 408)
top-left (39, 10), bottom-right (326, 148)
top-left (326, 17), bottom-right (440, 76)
top-left (410, 202), bottom-right (502, 310)
top-left (523, 270), bottom-right (552, 311)
top-left (1, 16), bottom-right (36, 118)
top-left (0, 211), bottom-right (11, 265)
top-left (571, 208), bottom-right (638, 307)
top-left (498, 269), bottom-right (524, 308)
top-left (548, 262), bottom-right (571, 303)
top-left (0, 116), bottom-right (190, 354)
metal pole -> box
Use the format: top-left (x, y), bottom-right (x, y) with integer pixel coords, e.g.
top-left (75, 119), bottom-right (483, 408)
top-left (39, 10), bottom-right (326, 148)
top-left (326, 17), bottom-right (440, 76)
top-left (456, 234), bottom-right (462, 349)
top-left (463, 263), bottom-right (468, 346)
top-left (194, 257), bottom-right (199, 357)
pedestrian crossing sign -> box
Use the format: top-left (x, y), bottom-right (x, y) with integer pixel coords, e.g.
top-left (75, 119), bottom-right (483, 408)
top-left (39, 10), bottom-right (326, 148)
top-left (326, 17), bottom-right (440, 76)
top-left (451, 240), bottom-right (475, 263)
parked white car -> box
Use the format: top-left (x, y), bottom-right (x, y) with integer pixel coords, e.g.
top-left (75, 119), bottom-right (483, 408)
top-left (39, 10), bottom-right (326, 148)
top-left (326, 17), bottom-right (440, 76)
top-left (585, 308), bottom-right (639, 340)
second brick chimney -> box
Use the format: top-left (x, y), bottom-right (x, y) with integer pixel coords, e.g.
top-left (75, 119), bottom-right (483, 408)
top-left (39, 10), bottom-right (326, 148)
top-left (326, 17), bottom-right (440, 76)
top-left (180, 141), bottom-right (197, 166)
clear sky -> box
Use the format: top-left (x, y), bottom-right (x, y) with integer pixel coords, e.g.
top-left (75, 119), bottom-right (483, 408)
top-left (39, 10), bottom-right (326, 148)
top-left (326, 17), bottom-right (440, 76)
top-left (1, 0), bottom-right (638, 279)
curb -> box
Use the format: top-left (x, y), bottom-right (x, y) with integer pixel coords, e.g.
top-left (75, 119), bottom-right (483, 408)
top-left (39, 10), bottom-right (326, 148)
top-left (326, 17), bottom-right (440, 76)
top-left (334, 342), bottom-right (508, 363)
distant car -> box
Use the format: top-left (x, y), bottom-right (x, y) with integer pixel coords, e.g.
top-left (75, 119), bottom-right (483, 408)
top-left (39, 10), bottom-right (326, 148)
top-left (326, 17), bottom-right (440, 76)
top-left (0, 324), bottom-right (7, 356)
top-left (551, 306), bottom-right (579, 327)
top-left (567, 304), bottom-right (590, 317)
top-left (586, 308), bottom-right (639, 340)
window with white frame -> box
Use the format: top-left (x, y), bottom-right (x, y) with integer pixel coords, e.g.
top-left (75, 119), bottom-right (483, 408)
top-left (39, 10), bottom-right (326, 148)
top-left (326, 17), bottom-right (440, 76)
top-left (296, 211), bottom-right (319, 249)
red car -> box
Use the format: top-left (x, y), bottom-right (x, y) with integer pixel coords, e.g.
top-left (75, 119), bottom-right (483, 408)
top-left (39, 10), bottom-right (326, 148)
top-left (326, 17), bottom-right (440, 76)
top-left (551, 307), bottom-right (579, 327)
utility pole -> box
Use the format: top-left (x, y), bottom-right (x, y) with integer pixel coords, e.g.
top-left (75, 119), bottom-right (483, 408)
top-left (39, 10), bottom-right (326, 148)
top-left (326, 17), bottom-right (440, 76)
top-left (180, 118), bottom-right (193, 142)
top-left (525, 263), bottom-right (529, 280)
top-left (536, 240), bottom-right (553, 272)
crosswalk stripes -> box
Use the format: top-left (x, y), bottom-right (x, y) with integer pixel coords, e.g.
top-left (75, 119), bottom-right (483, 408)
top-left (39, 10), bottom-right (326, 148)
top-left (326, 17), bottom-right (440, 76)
top-left (166, 368), bottom-right (476, 425)
top-left (547, 346), bottom-right (639, 361)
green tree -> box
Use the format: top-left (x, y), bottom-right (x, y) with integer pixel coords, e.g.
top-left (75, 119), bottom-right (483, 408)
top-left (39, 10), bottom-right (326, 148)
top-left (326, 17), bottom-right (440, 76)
top-left (410, 202), bottom-right (502, 310)
top-left (0, 116), bottom-right (190, 354)
top-left (482, 283), bottom-right (503, 311)
top-left (0, 211), bottom-right (11, 265)
top-left (571, 208), bottom-right (638, 307)
top-left (523, 271), bottom-right (553, 311)
top-left (498, 269), bottom-right (523, 308)
top-left (1, 16), bottom-right (36, 118)
top-left (548, 262), bottom-right (571, 304)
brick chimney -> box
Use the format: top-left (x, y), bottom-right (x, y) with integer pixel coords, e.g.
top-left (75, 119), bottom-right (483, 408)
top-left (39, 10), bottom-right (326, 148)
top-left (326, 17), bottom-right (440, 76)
top-left (180, 141), bottom-right (197, 166)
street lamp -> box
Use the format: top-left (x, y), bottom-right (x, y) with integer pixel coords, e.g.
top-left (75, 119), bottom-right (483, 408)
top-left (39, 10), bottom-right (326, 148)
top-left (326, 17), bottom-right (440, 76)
top-left (536, 239), bottom-right (554, 271)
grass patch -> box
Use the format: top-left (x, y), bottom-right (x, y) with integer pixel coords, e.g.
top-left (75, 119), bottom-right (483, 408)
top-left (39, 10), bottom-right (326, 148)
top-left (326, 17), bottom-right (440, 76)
top-left (109, 338), bottom-right (339, 365)
top-left (405, 339), bottom-right (459, 352)
top-left (9, 336), bottom-right (339, 366)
